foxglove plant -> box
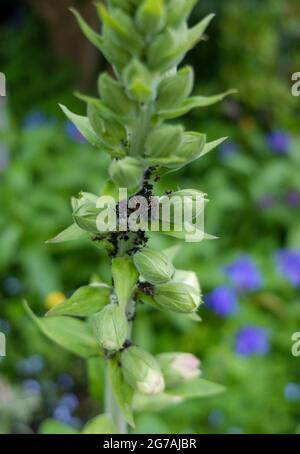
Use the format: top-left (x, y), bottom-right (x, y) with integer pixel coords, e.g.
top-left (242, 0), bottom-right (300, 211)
top-left (25, 0), bottom-right (233, 434)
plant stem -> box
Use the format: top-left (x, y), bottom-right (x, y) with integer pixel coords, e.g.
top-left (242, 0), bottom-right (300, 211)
top-left (105, 368), bottom-right (128, 434)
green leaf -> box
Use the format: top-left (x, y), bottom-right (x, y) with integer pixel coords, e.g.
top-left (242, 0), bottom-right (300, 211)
top-left (38, 419), bottom-right (79, 435)
top-left (111, 257), bottom-right (139, 310)
top-left (46, 284), bottom-right (111, 317)
top-left (46, 223), bottom-right (86, 244)
top-left (24, 301), bottom-right (100, 358)
top-left (201, 137), bottom-right (228, 157)
top-left (70, 8), bottom-right (103, 50)
top-left (59, 104), bottom-right (104, 149)
top-left (81, 415), bottom-right (116, 434)
top-left (108, 356), bottom-right (135, 427)
top-left (158, 90), bottom-right (237, 119)
top-left (134, 392), bottom-right (184, 412)
top-left (167, 378), bottom-right (225, 399)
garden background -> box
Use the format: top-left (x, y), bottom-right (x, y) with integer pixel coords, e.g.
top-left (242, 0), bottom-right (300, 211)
top-left (1, 0), bottom-right (300, 434)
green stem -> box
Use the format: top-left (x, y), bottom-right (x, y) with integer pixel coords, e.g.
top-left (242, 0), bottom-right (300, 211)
top-left (105, 367), bottom-right (127, 434)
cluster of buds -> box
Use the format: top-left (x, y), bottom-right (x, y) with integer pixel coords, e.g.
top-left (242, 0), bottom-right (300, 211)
top-left (44, 0), bottom-right (233, 421)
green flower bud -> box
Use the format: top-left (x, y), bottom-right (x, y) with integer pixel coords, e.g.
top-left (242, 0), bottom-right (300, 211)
top-left (97, 4), bottom-right (143, 55)
top-left (136, 0), bottom-right (166, 37)
top-left (145, 124), bottom-right (183, 159)
top-left (168, 132), bottom-right (206, 168)
top-left (157, 66), bottom-right (194, 111)
top-left (133, 248), bottom-right (175, 285)
top-left (98, 73), bottom-right (135, 117)
top-left (157, 352), bottom-right (201, 386)
top-left (73, 203), bottom-right (100, 233)
top-left (107, 0), bottom-right (134, 13)
top-left (93, 304), bottom-right (128, 351)
top-left (154, 282), bottom-right (201, 313)
top-left (109, 157), bottom-right (144, 190)
top-left (121, 346), bottom-right (165, 395)
top-left (87, 103), bottom-right (127, 147)
top-left (159, 189), bottom-right (207, 220)
top-left (166, 0), bottom-right (197, 27)
top-left (123, 60), bottom-right (155, 103)
top-left (101, 27), bottom-right (131, 69)
top-left (147, 29), bottom-right (183, 72)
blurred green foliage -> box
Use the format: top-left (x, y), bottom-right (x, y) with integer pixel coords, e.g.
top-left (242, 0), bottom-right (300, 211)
top-left (0, 0), bottom-right (300, 434)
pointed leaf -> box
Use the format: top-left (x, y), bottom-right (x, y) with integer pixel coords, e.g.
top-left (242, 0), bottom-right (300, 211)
top-left (46, 284), bottom-right (111, 317)
top-left (60, 104), bottom-right (104, 148)
top-left (158, 90), bottom-right (236, 119)
top-left (167, 378), bottom-right (225, 399)
top-left (70, 8), bottom-right (103, 50)
top-left (46, 224), bottom-right (86, 244)
top-left (24, 301), bottom-right (100, 358)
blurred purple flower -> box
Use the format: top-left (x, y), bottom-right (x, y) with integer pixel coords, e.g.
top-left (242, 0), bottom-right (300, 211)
top-left (57, 373), bottom-right (74, 390)
top-left (23, 112), bottom-right (49, 129)
top-left (23, 379), bottom-right (41, 394)
top-left (276, 249), bottom-right (300, 288)
top-left (53, 405), bottom-right (81, 429)
top-left (3, 276), bottom-right (23, 296)
top-left (17, 355), bottom-right (44, 375)
top-left (208, 409), bottom-right (225, 428)
top-left (284, 383), bottom-right (300, 402)
top-left (267, 130), bottom-right (291, 154)
top-left (219, 140), bottom-right (238, 160)
top-left (257, 195), bottom-right (274, 210)
top-left (65, 121), bottom-right (86, 143)
top-left (59, 393), bottom-right (79, 412)
top-left (286, 190), bottom-right (300, 208)
top-left (224, 255), bottom-right (262, 292)
top-left (205, 286), bottom-right (238, 317)
top-left (236, 326), bottom-right (270, 357)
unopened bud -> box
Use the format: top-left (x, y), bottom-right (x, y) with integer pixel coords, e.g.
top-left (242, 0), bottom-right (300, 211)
top-left (154, 282), bottom-right (201, 313)
top-left (136, 0), bottom-right (166, 37)
top-left (157, 66), bottom-right (194, 111)
top-left (134, 248), bottom-right (175, 285)
top-left (145, 124), bottom-right (183, 159)
top-left (93, 304), bottom-right (128, 351)
top-left (123, 60), bottom-right (155, 103)
top-left (157, 352), bottom-right (201, 386)
top-left (109, 157), bottom-right (144, 190)
top-left (121, 346), bottom-right (165, 395)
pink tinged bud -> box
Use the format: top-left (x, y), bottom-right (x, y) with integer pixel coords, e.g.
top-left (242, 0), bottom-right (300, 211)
top-left (171, 353), bottom-right (201, 380)
top-left (157, 352), bottom-right (201, 386)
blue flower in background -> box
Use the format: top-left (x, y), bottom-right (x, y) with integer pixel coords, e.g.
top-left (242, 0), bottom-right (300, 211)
top-left (235, 326), bottom-right (270, 357)
top-left (23, 112), bottom-right (49, 129)
top-left (284, 383), bottom-right (300, 402)
top-left (205, 286), bottom-right (238, 317)
top-left (224, 255), bottom-right (262, 292)
top-left (267, 130), bottom-right (291, 154)
top-left (276, 249), bottom-right (300, 288)
top-left (23, 379), bottom-right (41, 394)
top-left (219, 140), bottom-right (239, 160)
top-left (257, 195), bottom-right (274, 210)
top-left (65, 121), bottom-right (86, 143)
top-left (286, 190), bottom-right (300, 208)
